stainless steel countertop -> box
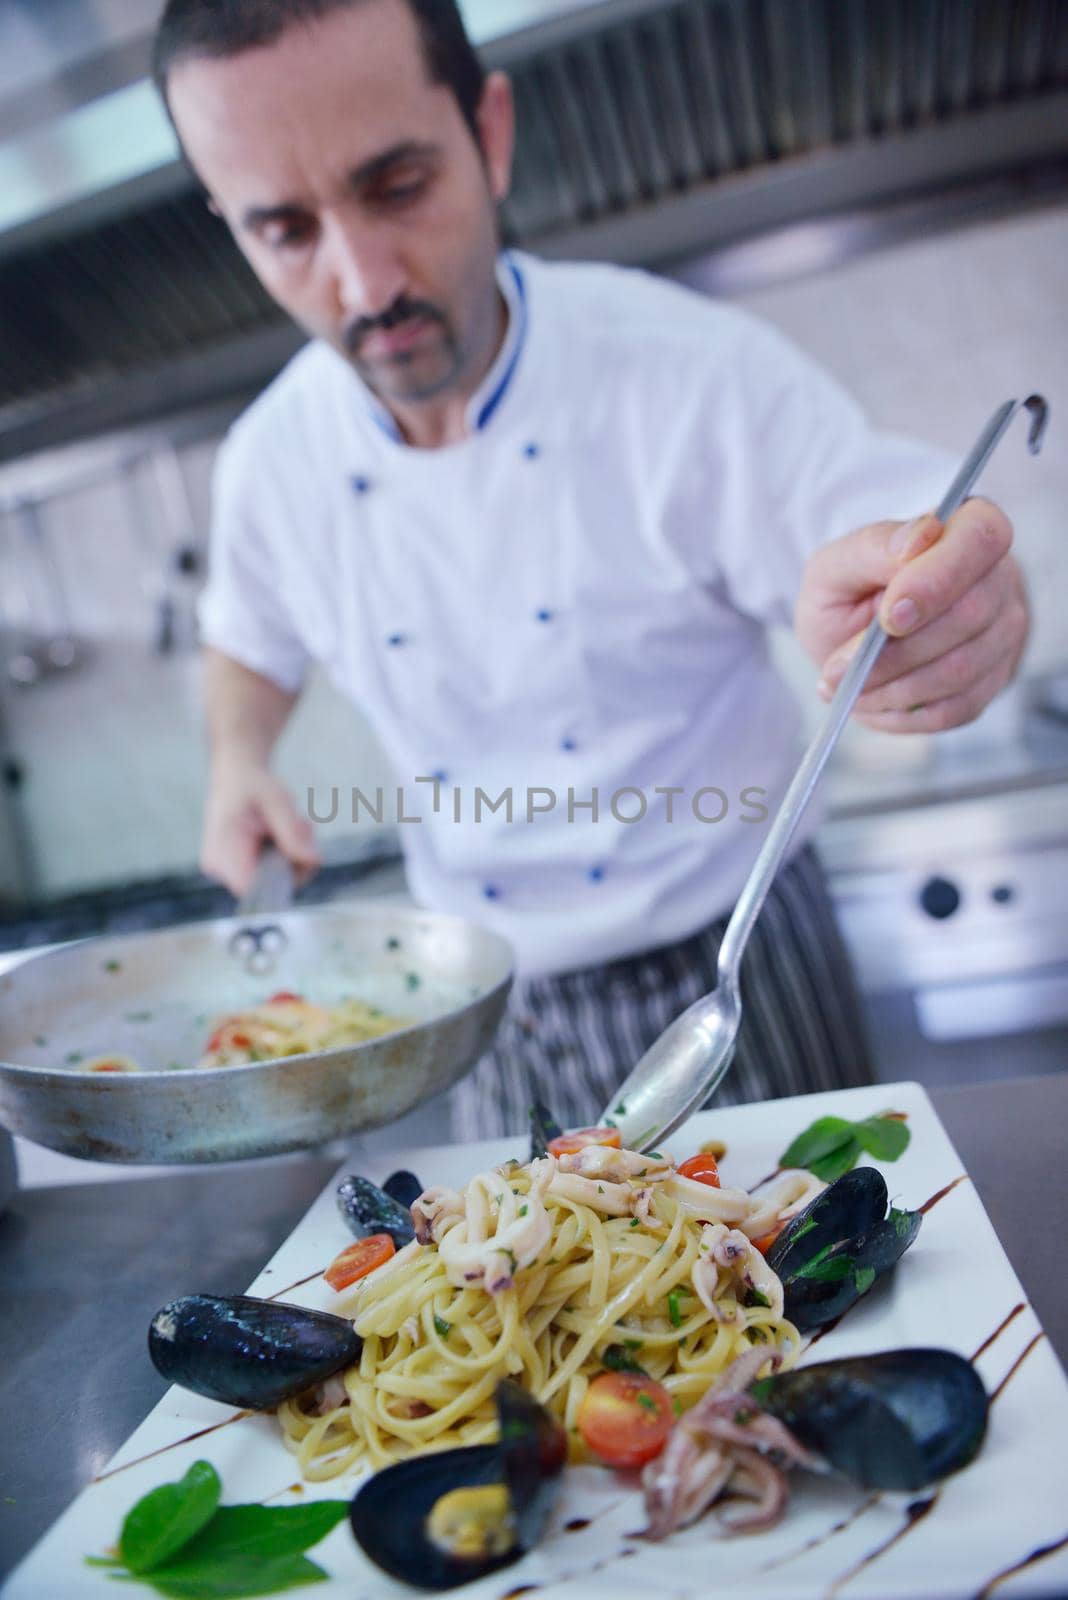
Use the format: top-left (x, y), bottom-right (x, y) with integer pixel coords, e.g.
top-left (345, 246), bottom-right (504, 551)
top-left (1, 1074), bottom-right (1065, 1581)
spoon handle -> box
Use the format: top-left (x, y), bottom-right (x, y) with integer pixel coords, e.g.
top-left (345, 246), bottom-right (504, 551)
top-left (601, 395), bottom-right (1047, 1150)
top-left (715, 394), bottom-right (1048, 989)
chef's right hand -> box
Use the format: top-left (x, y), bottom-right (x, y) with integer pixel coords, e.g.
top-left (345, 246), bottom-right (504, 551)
top-left (200, 762), bottom-right (321, 898)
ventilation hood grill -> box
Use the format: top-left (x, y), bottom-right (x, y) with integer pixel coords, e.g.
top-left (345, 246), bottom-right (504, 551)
top-left (1, 0), bottom-right (1066, 458)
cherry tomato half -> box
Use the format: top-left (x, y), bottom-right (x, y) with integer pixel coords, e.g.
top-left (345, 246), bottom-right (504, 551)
top-left (577, 1371), bottom-right (674, 1468)
top-left (84, 1055), bottom-right (139, 1073)
top-left (267, 991), bottom-right (304, 1004)
top-left (751, 1222), bottom-right (786, 1255)
top-left (676, 1153), bottom-right (721, 1188)
top-left (547, 1126), bottom-right (622, 1158)
top-left (324, 1233), bottom-right (396, 1290)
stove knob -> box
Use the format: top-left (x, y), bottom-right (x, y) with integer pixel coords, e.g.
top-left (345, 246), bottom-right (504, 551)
top-left (919, 875), bottom-right (961, 919)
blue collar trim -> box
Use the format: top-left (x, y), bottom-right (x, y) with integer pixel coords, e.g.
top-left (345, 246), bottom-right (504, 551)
top-left (472, 256), bottom-right (527, 432)
top-left (357, 253), bottom-right (527, 443)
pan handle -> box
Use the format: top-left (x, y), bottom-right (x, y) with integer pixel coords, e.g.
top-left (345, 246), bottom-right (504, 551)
top-left (237, 846), bottom-right (296, 916)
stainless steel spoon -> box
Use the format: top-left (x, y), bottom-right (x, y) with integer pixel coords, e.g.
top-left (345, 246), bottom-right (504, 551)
top-left (604, 394), bottom-right (1049, 1152)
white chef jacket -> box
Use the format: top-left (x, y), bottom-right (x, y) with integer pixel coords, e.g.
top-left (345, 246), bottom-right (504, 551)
top-left (199, 250), bottom-right (951, 976)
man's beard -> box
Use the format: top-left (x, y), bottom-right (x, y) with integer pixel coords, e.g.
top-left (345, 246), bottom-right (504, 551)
top-left (341, 294), bottom-right (461, 401)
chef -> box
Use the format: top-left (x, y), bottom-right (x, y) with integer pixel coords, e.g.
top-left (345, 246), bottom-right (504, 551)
top-left (154, 0), bottom-right (1029, 1138)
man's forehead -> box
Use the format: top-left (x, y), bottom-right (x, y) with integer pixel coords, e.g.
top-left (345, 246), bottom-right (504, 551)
top-left (167, 0), bottom-right (450, 199)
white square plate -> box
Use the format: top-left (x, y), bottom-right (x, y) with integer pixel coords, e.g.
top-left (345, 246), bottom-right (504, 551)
top-left (7, 1082), bottom-right (1068, 1599)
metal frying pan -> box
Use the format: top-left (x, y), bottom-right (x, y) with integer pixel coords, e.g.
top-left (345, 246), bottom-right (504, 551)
top-left (0, 900), bottom-right (513, 1163)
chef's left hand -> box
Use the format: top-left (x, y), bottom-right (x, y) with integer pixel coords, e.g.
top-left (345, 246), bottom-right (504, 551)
top-left (795, 497), bottom-right (1030, 733)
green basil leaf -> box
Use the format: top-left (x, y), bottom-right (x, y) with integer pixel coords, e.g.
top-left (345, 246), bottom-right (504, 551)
top-left (143, 1552), bottom-right (329, 1599)
top-left (808, 1137), bottom-right (863, 1183)
top-left (120, 1461), bottom-right (221, 1575)
top-left (854, 1116), bottom-right (910, 1163)
top-left (778, 1116), bottom-right (857, 1172)
top-left (173, 1503), bottom-right (348, 1565)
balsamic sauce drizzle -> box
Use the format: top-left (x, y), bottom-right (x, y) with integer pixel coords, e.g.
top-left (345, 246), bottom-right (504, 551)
top-left (991, 1331), bottom-right (1046, 1404)
top-left (919, 1173), bottom-right (969, 1214)
top-left (825, 1492), bottom-right (940, 1597)
top-left (755, 1491), bottom-right (881, 1574)
top-left (970, 1302), bottom-right (1026, 1364)
top-left (92, 1408), bottom-right (252, 1481)
top-left (803, 1313), bottom-right (844, 1352)
top-left (266, 1266), bottom-right (326, 1300)
top-left (974, 1529), bottom-right (1068, 1598)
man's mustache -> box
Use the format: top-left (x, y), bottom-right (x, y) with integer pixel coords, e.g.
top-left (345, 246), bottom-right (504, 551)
top-left (343, 297), bottom-right (446, 355)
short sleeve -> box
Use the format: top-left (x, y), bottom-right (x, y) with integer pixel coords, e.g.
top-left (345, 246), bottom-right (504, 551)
top-left (197, 431), bottom-right (311, 694)
top-left (714, 315), bottom-right (956, 627)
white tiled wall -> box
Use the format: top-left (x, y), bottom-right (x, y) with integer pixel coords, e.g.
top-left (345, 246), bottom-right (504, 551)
top-left (2, 200), bottom-right (1065, 899)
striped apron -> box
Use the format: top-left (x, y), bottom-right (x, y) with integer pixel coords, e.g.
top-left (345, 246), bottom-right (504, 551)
top-left (450, 842), bottom-right (875, 1141)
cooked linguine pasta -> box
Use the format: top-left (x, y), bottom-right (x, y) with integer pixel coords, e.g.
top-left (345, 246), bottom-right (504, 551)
top-left (198, 993), bottom-right (409, 1067)
top-left (278, 1147), bottom-right (821, 1479)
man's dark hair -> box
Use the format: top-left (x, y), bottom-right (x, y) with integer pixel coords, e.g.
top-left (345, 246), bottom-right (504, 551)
top-left (152, 0), bottom-right (486, 142)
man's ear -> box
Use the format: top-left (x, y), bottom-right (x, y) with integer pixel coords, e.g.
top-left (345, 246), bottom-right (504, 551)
top-left (476, 71), bottom-right (515, 203)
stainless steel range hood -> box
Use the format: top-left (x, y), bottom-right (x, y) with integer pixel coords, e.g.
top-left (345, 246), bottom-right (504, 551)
top-left (0, 0), bottom-right (613, 251)
top-left (1, 0), bottom-right (1066, 461)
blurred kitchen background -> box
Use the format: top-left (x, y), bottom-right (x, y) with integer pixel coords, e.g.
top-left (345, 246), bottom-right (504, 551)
top-left (1, 0), bottom-right (1066, 1100)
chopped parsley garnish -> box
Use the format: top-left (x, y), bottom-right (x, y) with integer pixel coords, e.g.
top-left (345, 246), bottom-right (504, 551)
top-left (636, 1391), bottom-right (658, 1414)
top-left (602, 1343), bottom-right (648, 1376)
top-left (433, 1315), bottom-right (452, 1339)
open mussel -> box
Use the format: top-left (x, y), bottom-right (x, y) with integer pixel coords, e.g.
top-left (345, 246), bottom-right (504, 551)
top-left (350, 1380), bottom-right (567, 1590)
top-left (336, 1173), bottom-right (417, 1247)
top-left (751, 1348), bottom-right (989, 1491)
top-left (767, 1166), bottom-right (922, 1333)
top-left (148, 1293), bottom-right (361, 1410)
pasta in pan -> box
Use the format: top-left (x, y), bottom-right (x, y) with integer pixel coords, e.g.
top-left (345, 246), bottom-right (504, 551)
top-left (198, 992), bottom-right (409, 1066)
top-left (277, 1145), bottom-right (820, 1479)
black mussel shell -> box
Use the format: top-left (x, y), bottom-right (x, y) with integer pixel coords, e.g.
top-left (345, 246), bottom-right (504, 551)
top-left (752, 1348), bottom-right (989, 1491)
top-left (497, 1377), bottom-right (568, 1550)
top-left (778, 1207), bottom-right (922, 1334)
top-left (768, 1167), bottom-right (889, 1280)
top-left (350, 1380), bottom-right (567, 1590)
top-left (336, 1174), bottom-right (416, 1247)
top-left (382, 1169), bottom-right (424, 1210)
top-left (529, 1101), bottom-right (563, 1161)
top-left (767, 1168), bottom-right (922, 1334)
top-left (148, 1293), bottom-right (360, 1411)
